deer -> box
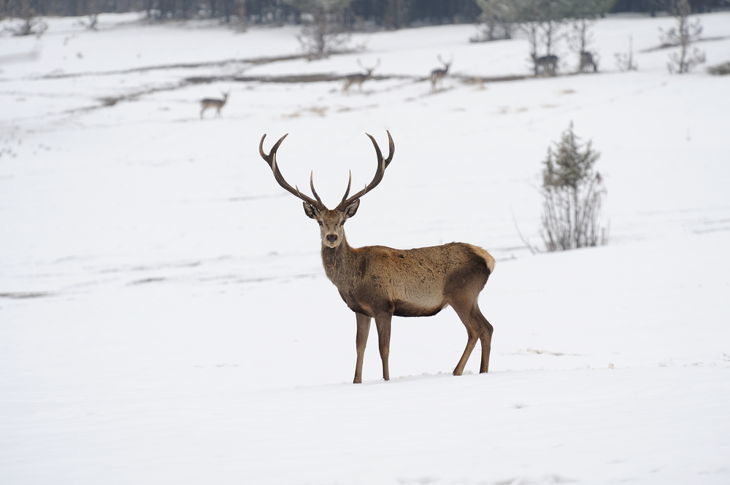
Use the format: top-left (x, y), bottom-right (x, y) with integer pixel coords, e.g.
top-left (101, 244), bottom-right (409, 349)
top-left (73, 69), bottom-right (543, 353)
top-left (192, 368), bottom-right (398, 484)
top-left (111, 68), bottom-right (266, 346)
top-left (342, 59), bottom-right (380, 93)
top-left (578, 51), bottom-right (598, 73)
top-left (430, 55), bottom-right (452, 92)
top-left (532, 54), bottom-right (559, 76)
top-left (200, 91), bottom-right (229, 119)
top-left (257, 131), bottom-right (496, 384)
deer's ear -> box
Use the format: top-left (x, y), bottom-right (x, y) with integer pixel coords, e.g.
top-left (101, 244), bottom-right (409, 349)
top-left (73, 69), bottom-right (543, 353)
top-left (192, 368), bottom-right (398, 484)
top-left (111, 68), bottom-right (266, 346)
top-left (303, 202), bottom-right (319, 219)
top-left (343, 199), bottom-right (360, 219)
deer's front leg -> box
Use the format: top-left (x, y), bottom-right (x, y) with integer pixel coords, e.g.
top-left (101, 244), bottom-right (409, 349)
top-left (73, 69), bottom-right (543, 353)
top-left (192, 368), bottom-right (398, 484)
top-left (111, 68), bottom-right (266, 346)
top-left (374, 313), bottom-right (392, 381)
top-left (354, 313), bottom-right (371, 384)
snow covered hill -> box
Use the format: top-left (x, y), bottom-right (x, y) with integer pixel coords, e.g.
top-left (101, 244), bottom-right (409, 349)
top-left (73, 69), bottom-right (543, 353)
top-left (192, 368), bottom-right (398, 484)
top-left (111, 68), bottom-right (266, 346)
top-left (1, 12), bottom-right (729, 485)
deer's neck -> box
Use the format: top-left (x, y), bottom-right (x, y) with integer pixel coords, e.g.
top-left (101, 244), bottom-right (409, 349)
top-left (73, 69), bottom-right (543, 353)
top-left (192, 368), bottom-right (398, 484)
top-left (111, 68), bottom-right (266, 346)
top-left (321, 235), bottom-right (357, 289)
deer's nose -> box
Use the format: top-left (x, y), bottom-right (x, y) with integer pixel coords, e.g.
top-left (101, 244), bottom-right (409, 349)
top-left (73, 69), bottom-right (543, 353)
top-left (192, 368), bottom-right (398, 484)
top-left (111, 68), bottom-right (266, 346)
top-left (326, 234), bottom-right (338, 243)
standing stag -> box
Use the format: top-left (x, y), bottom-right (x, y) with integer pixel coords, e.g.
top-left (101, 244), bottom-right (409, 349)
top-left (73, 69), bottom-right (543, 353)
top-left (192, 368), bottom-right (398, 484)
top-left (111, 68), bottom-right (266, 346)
top-left (430, 55), bottom-right (452, 92)
top-left (342, 59), bottom-right (380, 93)
top-left (532, 54), bottom-right (559, 76)
top-left (578, 51), bottom-right (598, 73)
top-left (257, 132), bottom-right (496, 384)
top-left (200, 91), bottom-right (229, 119)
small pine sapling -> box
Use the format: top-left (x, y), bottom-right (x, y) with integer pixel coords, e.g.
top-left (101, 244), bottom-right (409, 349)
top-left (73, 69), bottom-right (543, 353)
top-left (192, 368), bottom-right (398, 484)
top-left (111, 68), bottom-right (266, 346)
top-left (661, 0), bottom-right (705, 74)
top-left (540, 122), bottom-right (608, 252)
top-left (615, 35), bottom-right (638, 72)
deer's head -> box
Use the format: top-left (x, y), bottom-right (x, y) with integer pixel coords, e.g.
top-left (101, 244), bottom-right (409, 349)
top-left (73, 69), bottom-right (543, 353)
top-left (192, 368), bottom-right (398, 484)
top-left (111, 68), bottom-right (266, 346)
top-left (258, 131), bottom-right (394, 249)
top-left (358, 58), bottom-right (381, 78)
top-left (434, 54), bottom-right (452, 73)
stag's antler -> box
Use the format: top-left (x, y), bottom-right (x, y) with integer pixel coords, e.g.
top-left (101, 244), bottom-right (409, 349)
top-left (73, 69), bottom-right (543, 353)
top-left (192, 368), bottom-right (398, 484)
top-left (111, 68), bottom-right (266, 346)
top-left (357, 58), bottom-right (381, 74)
top-left (336, 130), bottom-right (395, 210)
top-left (259, 134), bottom-right (326, 210)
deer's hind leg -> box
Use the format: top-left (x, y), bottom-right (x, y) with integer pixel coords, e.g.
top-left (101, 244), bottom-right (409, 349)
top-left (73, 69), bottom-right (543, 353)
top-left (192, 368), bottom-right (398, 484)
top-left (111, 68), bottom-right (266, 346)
top-left (451, 296), bottom-right (483, 376)
top-left (473, 303), bottom-right (494, 373)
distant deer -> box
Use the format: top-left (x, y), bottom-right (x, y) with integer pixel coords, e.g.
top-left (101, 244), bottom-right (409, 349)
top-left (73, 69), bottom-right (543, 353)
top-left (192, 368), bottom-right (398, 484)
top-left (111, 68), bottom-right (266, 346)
top-left (532, 54), bottom-right (559, 76)
top-left (578, 51), bottom-right (598, 73)
top-left (257, 132), bottom-right (496, 384)
top-left (430, 55), bottom-right (452, 92)
top-left (342, 59), bottom-right (380, 93)
top-left (200, 91), bottom-right (229, 119)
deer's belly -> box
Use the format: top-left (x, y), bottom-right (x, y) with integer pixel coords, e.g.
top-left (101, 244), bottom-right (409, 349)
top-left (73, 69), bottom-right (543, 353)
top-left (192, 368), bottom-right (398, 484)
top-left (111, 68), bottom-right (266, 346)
top-left (393, 299), bottom-right (445, 317)
top-left (339, 282), bottom-right (446, 318)
top-left (391, 281), bottom-right (446, 316)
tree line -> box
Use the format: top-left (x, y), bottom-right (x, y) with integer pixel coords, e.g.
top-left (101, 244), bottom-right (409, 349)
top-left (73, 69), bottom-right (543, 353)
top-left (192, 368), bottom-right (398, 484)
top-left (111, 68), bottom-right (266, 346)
top-left (2, 0), bottom-right (728, 25)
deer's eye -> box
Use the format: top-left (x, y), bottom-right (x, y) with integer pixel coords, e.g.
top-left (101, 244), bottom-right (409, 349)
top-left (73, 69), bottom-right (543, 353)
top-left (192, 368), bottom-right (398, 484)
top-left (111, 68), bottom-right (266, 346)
top-left (317, 221), bottom-right (323, 226)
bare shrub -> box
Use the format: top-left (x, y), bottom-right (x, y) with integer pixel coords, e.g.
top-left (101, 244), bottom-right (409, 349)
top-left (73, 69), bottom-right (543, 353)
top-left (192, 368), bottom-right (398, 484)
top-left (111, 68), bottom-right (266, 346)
top-left (615, 35), bottom-right (638, 71)
top-left (472, 0), bottom-right (517, 42)
top-left (540, 122), bottom-right (608, 252)
top-left (662, 0), bottom-right (705, 74)
top-left (285, 0), bottom-right (351, 60)
top-left (4, 0), bottom-right (47, 37)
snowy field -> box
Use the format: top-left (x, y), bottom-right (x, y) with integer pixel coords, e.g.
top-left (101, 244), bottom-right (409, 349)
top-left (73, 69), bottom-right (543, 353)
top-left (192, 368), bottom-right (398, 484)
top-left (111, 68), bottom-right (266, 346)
top-left (2, 11), bottom-right (730, 485)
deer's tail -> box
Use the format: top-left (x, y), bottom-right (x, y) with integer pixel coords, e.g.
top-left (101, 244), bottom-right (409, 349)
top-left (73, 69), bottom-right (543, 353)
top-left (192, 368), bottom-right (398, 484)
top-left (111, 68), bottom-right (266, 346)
top-left (465, 244), bottom-right (496, 275)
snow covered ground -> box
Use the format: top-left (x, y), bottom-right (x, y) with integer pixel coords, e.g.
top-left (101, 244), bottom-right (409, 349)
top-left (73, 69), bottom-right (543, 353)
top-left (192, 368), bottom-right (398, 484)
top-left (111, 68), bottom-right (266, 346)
top-left (1, 11), bottom-right (730, 485)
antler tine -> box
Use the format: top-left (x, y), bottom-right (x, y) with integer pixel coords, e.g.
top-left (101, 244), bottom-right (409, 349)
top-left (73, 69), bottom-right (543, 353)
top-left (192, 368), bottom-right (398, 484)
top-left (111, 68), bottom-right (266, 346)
top-left (336, 131), bottom-right (395, 210)
top-left (338, 170), bottom-right (352, 208)
top-left (258, 133), bottom-right (288, 167)
top-left (258, 134), bottom-right (325, 209)
top-left (309, 171), bottom-right (324, 207)
top-left (258, 133), bottom-right (270, 163)
top-left (364, 130), bottom-right (395, 168)
top-left (383, 129), bottom-right (394, 167)
top-left (437, 54), bottom-right (452, 67)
